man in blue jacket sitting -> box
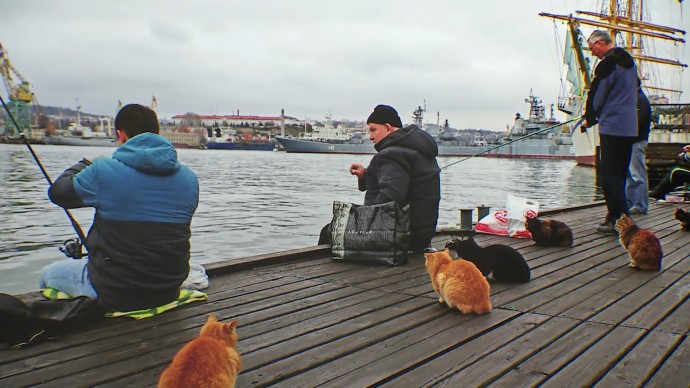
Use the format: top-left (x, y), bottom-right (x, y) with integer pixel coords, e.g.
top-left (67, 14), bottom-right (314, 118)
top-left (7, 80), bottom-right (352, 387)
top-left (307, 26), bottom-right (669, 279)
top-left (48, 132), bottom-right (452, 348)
top-left (39, 104), bottom-right (199, 312)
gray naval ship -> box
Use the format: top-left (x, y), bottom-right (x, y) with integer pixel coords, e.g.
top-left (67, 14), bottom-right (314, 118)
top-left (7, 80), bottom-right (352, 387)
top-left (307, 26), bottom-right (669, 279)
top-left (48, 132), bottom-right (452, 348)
top-left (276, 92), bottom-right (575, 159)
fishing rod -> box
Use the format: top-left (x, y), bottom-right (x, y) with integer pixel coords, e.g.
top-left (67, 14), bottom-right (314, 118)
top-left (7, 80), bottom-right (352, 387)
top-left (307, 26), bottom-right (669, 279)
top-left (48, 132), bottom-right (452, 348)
top-left (0, 94), bottom-right (88, 259)
top-left (440, 115), bottom-right (584, 171)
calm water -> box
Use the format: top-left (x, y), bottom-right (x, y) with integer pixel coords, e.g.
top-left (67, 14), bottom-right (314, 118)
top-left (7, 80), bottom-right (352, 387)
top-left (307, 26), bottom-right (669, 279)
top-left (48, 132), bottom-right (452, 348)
top-left (0, 143), bottom-right (602, 294)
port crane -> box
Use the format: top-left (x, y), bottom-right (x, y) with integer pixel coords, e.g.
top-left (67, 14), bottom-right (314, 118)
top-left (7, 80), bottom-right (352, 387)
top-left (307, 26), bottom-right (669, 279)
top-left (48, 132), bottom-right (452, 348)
top-left (0, 43), bottom-right (34, 137)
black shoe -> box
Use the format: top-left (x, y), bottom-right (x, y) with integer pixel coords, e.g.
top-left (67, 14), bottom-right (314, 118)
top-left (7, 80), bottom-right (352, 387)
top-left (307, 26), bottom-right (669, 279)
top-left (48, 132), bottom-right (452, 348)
top-left (599, 213), bottom-right (610, 226)
top-left (596, 222), bottom-right (618, 235)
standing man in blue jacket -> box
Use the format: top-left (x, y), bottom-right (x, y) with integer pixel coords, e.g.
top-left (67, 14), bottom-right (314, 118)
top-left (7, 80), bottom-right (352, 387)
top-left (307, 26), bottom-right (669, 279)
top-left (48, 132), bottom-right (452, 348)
top-left (350, 104), bottom-right (441, 252)
top-left (582, 30), bottom-right (638, 234)
top-left (39, 104), bottom-right (199, 311)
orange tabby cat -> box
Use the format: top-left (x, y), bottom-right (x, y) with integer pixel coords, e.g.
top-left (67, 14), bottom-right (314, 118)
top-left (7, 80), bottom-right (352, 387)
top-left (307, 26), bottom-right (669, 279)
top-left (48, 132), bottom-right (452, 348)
top-left (615, 214), bottom-right (663, 271)
top-left (424, 248), bottom-right (492, 314)
top-left (159, 314), bottom-right (242, 388)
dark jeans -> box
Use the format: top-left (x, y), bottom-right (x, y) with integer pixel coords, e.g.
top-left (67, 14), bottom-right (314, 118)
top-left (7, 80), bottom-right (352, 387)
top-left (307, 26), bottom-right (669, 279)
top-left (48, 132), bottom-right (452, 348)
top-left (650, 167), bottom-right (690, 198)
top-left (599, 134), bottom-right (634, 223)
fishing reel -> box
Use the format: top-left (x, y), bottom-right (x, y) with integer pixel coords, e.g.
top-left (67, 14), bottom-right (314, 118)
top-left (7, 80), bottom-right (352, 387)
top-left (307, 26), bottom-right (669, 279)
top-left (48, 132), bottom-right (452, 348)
top-left (59, 238), bottom-right (86, 259)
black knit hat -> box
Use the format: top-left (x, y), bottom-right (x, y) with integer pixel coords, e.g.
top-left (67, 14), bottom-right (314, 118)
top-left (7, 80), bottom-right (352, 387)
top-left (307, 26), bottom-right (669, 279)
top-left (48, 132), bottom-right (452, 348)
top-left (366, 104), bottom-right (403, 128)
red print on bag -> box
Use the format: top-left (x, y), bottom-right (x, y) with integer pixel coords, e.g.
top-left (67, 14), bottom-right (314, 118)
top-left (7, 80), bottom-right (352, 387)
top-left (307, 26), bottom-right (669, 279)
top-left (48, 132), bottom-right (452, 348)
top-left (524, 209), bottom-right (538, 219)
top-left (494, 210), bottom-right (508, 225)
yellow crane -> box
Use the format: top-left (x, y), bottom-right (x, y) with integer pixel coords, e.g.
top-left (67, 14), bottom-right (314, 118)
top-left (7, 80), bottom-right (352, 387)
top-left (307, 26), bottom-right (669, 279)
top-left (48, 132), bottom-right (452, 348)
top-left (0, 43), bottom-right (34, 137)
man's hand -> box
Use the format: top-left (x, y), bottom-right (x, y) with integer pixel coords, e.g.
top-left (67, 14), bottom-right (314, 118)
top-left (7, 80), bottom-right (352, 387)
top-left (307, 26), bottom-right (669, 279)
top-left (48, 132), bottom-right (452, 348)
top-left (682, 145), bottom-right (690, 153)
top-left (350, 163), bottom-right (365, 179)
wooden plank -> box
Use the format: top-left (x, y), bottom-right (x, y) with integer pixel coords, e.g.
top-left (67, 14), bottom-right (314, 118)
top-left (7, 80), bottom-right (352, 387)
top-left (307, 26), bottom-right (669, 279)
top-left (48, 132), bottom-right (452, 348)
top-left (0, 201), bottom-right (688, 387)
top-left (621, 272), bottom-right (690, 331)
top-left (654, 293), bottom-right (690, 335)
top-left (539, 326), bottom-right (645, 387)
top-left (238, 299), bottom-right (445, 386)
top-left (415, 314), bottom-right (578, 387)
top-left (644, 336), bottom-right (690, 387)
top-left (286, 309), bottom-right (521, 387)
top-left (378, 314), bottom-right (569, 387)
top-left (484, 321), bottom-right (614, 387)
top-left (0, 276), bottom-right (334, 384)
top-left (595, 331), bottom-right (682, 387)
top-left (497, 241), bottom-right (627, 310)
top-left (240, 291), bottom-right (414, 355)
top-left (586, 263), bottom-right (690, 327)
top-left (204, 246), bottom-right (330, 275)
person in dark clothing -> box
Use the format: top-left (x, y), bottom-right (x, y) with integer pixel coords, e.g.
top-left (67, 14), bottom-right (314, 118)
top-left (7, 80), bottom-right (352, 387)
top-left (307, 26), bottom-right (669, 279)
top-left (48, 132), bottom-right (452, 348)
top-left (349, 104), bottom-right (441, 252)
top-left (625, 79), bottom-right (652, 214)
top-left (582, 30), bottom-right (638, 235)
top-left (649, 145), bottom-right (690, 200)
top-left (39, 104), bottom-right (199, 311)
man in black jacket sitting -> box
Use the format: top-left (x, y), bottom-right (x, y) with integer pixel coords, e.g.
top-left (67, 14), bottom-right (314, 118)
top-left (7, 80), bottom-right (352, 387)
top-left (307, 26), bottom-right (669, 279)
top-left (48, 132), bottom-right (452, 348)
top-left (349, 104), bottom-right (441, 253)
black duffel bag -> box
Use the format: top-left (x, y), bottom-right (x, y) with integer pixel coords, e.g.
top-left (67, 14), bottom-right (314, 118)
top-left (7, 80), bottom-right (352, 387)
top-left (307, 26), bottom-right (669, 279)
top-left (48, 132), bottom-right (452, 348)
top-left (329, 201), bottom-right (410, 266)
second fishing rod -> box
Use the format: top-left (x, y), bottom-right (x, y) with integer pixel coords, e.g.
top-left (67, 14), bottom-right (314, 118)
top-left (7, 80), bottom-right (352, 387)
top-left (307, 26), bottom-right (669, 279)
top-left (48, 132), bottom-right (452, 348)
top-left (440, 115), bottom-right (584, 171)
top-left (0, 94), bottom-right (89, 259)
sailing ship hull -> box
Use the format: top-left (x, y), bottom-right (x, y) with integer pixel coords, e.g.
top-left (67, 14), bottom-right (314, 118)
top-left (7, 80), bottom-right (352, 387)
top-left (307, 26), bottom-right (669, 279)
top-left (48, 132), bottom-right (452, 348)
top-left (571, 124), bottom-right (598, 166)
top-left (276, 136), bottom-right (575, 159)
top-left (569, 104), bottom-right (690, 167)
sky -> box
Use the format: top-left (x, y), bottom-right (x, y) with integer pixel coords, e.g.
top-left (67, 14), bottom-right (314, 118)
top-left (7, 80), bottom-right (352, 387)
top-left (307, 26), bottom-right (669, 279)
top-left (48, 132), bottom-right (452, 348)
top-left (1, 0), bottom-right (688, 132)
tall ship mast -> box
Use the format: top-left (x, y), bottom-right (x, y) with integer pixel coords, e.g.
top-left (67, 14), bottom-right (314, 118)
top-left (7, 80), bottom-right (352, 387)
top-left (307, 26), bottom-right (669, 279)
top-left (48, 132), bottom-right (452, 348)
top-left (540, 0), bottom-right (688, 166)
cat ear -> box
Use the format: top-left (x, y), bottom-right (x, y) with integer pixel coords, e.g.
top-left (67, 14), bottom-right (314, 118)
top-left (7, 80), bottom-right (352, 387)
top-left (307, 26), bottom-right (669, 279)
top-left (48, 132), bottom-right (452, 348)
top-left (222, 321), bottom-right (238, 336)
top-left (207, 314), bottom-right (218, 323)
top-left (443, 247), bottom-right (450, 255)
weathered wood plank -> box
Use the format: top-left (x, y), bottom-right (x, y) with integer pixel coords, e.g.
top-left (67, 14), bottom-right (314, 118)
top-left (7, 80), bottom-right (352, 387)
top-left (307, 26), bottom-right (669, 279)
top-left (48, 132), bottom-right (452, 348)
top-left (538, 325), bottom-right (645, 387)
top-left (1, 201), bottom-right (688, 387)
top-left (595, 330), bottom-right (682, 387)
top-left (644, 335), bottom-right (690, 387)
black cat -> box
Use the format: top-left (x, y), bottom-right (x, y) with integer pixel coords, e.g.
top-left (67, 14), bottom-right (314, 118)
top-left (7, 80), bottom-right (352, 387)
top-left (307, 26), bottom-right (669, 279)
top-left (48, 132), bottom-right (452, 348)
top-left (675, 208), bottom-right (690, 231)
top-left (445, 236), bottom-right (530, 283)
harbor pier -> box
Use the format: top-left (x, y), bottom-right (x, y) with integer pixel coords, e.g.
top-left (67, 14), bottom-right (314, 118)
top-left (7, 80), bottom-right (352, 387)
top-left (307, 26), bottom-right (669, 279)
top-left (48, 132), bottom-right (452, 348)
top-left (1, 201), bottom-right (689, 387)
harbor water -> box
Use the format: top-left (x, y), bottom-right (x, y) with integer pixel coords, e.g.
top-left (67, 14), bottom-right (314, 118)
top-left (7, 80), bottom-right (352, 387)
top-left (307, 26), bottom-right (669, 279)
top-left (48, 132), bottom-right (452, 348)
top-left (0, 144), bottom-right (602, 294)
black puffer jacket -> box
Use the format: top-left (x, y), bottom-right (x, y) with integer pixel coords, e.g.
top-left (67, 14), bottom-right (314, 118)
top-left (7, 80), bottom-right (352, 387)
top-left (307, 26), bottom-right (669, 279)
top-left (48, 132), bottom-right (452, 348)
top-left (359, 124), bottom-right (441, 252)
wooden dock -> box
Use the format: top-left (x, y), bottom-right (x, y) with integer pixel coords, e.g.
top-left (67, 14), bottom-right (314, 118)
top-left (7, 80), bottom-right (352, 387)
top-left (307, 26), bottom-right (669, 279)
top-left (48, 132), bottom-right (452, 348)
top-left (1, 201), bottom-right (689, 387)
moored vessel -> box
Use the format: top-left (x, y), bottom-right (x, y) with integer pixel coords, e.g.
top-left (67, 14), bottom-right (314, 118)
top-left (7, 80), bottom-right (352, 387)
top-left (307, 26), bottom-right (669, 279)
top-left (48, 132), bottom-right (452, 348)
top-left (277, 95), bottom-right (575, 159)
top-left (43, 116), bottom-right (116, 147)
top-left (206, 129), bottom-right (276, 151)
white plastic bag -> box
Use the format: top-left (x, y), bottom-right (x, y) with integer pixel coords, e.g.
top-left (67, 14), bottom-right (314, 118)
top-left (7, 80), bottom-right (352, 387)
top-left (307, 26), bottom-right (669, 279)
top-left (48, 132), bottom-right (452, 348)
top-left (181, 263), bottom-right (209, 290)
top-left (506, 193), bottom-right (539, 238)
top-left (475, 194), bottom-right (539, 239)
top-left (475, 209), bottom-right (510, 236)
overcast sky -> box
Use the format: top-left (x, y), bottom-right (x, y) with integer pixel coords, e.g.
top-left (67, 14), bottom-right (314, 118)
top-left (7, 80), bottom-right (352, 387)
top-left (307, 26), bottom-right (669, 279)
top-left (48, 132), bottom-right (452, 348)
top-left (2, 1), bottom-right (688, 131)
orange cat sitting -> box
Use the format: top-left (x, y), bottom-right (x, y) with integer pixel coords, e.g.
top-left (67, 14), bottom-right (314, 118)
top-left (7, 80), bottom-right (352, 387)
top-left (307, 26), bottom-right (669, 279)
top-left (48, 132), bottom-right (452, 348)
top-left (615, 214), bottom-right (663, 271)
top-left (424, 248), bottom-right (492, 314)
top-left (159, 314), bottom-right (242, 388)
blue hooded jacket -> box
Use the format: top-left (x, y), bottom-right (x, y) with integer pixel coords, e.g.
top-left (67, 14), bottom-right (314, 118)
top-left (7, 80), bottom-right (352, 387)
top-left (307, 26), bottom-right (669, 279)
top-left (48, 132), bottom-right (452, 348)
top-left (49, 133), bottom-right (199, 311)
top-left (584, 47), bottom-right (638, 137)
